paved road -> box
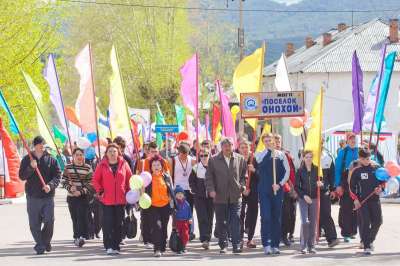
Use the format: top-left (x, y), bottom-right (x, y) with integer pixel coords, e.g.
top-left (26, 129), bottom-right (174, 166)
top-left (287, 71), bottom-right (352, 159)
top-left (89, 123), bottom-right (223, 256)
top-left (1, 189), bottom-right (400, 266)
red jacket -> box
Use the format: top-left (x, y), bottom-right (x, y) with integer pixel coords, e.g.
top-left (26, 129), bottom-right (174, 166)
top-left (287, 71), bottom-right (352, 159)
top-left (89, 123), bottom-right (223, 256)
top-left (92, 157), bottom-right (132, 206)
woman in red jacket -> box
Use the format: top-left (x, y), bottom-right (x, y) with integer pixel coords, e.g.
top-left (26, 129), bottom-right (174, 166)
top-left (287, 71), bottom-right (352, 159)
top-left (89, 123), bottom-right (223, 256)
top-left (92, 143), bottom-right (132, 255)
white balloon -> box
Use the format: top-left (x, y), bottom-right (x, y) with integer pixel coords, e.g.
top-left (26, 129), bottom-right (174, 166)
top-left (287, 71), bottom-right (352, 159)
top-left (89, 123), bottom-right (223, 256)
top-left (386, 177), bottom-right (399, 195)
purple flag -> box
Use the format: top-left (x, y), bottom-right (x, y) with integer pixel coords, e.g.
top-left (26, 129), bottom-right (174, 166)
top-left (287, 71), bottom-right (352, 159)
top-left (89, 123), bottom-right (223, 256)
top-left (44, 54), bottom-right (68, 131)
top-left (216, 80), bottom-right (236, 146)
top-left (180, 54), bottom-right (197, 115)
top-left (352, 51), bottom-right (364, 133)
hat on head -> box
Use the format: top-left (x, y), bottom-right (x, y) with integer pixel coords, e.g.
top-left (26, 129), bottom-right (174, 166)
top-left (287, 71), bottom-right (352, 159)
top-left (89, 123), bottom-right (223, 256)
top-left (33, 136), bottom-right (46, 146)
top-left (174, 185), bottom-right (185, 195)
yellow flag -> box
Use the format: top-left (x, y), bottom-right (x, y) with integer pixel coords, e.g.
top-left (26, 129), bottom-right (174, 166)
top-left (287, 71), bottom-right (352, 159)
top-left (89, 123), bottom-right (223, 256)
top-left (256, 122), bottom-right (272, 152)
top-left (233, 43), bottom-right (266, 129)
top-left (109, 45), bottom-right (131, 139)
top-left (304, 88), bottom-right (324, 176)
top-left (215, 123), bottom-right (222, 143)
top-left (22, 71), bottom-right (57, 150)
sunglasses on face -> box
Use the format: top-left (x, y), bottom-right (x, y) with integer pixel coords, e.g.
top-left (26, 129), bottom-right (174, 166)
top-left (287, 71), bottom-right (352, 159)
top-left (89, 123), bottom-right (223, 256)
top-left (200, 154), bottom-right (209, 158)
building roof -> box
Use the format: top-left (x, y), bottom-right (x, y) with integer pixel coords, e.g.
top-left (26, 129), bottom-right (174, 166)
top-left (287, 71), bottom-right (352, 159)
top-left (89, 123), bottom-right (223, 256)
top-left (264, 18), bottom-right (400, 76)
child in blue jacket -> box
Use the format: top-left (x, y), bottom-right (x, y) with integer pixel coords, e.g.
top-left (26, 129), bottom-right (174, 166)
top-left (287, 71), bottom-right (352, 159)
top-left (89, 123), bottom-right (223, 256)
top-left (175, 185), bottom-right (192, 253)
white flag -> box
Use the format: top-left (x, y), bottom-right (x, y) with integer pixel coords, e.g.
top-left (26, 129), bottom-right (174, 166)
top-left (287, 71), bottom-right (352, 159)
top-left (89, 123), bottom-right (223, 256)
top-left (275, 53), bottom-right (291, 91)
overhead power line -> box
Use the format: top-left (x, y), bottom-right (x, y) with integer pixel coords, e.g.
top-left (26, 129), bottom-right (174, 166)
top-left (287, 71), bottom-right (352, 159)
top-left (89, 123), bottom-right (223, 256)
top-left (59, 0), bottom-right (400, 13)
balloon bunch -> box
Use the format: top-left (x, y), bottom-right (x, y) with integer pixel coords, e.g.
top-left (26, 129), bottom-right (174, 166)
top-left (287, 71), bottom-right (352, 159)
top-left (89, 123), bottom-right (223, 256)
top-left (126, 171), bottom-right (153, 209)
top-left (289, 110), bottom-right (308, 136)
top-left (380, 161), bottom-right (400, 195)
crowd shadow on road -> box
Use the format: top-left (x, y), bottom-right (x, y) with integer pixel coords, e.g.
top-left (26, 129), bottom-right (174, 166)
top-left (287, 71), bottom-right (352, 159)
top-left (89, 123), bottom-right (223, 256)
top-left (1, 238), bottom-right (400, 263)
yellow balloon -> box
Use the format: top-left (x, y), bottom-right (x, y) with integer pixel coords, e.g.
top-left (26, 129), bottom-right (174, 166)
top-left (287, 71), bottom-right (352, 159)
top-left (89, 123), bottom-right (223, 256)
top-left (290, 126), bottom-right (303, 136)
top-left (231, 105), bottom-right (241, 123)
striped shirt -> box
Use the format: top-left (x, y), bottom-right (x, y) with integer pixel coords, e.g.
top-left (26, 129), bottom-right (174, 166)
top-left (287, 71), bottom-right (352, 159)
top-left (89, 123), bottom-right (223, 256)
top-left (62, 163), bottom-right (93, 197)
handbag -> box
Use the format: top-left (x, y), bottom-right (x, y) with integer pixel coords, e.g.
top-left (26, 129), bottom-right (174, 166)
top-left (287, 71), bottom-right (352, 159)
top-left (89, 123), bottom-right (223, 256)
top-left (124, 208), bottom-right (137, 239)
top-left (168, 229), bottom-right (184, 252)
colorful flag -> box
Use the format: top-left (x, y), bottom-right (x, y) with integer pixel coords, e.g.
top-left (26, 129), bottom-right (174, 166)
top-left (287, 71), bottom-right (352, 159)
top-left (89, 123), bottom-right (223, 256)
top-left (53, 125), bottom-right (67, 144)
top-left (180, 54), bottom-right (197, 115)
top-left (211, 103), bottom-right (221, 142)
top-left (130, 118), bottom-right (141, 152)
top-left (0, 92), bottom-right (19, 134)
top-left (256, 122), bottom-right (272, 152)
top-left (75, 44), bottom-right (97, 133)
top-left (216, 80), bottom-right (236, 144)
top-left (275, 53), bottom-right (291, 92)
top-left (155, 103), bottom-right (165, 148)
top-left (175, 104), bottom-right (186, 132)
top-left (304, 88), bottom-right (324, 176)
top-left (363, 45), bottom-right (387, 131)
top-left (44, 54), bottom-right (68, 132)
top-left (352, 51), bottom-right (364, 134)
top-left (109, 45), bottom-right (131, 139)
top-left (22, 71), bottom-right (57, 150)
top-left (375, 51), bottom-right (396, 134)
top-left (233, 43), bottom-right (266, 129)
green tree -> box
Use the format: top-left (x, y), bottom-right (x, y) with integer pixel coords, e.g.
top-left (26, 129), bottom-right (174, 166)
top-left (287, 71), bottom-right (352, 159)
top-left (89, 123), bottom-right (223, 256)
top-left (0, 0), bottom-right (64, 139)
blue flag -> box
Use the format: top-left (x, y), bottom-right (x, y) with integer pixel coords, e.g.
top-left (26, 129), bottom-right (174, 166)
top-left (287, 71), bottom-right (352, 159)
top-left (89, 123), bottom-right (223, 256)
top-left (0, 91), bottom-right (19, 134)
top-left (375, 51), bottom-right (396, 134)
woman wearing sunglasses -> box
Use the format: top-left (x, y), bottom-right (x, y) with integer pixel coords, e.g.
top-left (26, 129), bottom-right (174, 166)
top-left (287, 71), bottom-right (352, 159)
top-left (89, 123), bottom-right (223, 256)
top-left (189, 148), bottom-right (214, 250)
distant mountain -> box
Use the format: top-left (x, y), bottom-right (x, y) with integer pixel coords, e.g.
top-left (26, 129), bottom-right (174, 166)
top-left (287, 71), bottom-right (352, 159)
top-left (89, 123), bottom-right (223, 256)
top-left (216, 0), bottom-right (400, 63)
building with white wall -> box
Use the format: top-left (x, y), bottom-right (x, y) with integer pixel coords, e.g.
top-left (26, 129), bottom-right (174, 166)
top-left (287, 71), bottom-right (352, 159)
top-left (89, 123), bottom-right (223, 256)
top-left (264, 19), bottom-right (400, 161)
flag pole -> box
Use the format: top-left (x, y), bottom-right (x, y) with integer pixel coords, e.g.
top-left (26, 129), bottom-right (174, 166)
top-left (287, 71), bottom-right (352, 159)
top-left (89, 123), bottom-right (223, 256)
top-left (0, 92), bottom-right (45, 187)
top-left (316, 88), bottom-right (324, 241)
top-left (247, 41), bottom-right (266, 193)
top-left (50, 54), bottom-right (73, 152)
top-left (22, 72), bottom-right (61, 157)
top-left (195, 52), bottom-right (200, 161)
top-left (216, 80), bottom-right (226, 136)
top-left (114, 45), bottom-right (141, 163)
top-left (88, 42), bottom-right (102, 158)
top-left (368, 43), bottom-right (387, 147)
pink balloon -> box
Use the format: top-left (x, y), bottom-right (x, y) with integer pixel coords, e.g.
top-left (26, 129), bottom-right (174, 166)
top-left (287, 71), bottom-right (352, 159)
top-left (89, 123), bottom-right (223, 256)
top-left (290, 117), bottom-right (304, 128)
top-left (140, 171), bottom-right (152, 187)
top-left (387, 164), bottom-right (400, 178)
top-left (126, 190), bottom-right (140, 204)
top-left (385, 161), bottom-right (396, 169)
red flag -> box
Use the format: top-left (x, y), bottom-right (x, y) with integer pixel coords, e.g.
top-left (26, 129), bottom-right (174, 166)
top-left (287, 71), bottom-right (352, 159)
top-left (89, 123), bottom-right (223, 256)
top-left (130, 118), bottom-right (141, 152)
top-left (0, 118), bottom-right (24, 198)
top-left (212, 103), bottom-right (221, 142)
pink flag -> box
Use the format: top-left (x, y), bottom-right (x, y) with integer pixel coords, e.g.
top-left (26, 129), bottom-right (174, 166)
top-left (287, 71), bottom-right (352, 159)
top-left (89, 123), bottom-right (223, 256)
top-left (75, 44), bottom-right (97, 133)
top-left (216, 80), bottom-right (236, 145)
top-left (180, 54), bottom-right (197, 115)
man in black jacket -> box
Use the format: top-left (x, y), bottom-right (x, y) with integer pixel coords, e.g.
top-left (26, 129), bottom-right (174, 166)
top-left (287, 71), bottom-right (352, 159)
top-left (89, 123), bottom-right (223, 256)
top-left (19, 136), bottom-right (61, 255)
top-left (350, 147), bottom-right (383, 255)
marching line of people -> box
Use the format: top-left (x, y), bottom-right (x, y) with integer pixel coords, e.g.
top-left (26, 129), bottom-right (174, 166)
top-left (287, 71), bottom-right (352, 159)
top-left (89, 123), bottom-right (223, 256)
top-left (18, 132), bottom-right (385, 257)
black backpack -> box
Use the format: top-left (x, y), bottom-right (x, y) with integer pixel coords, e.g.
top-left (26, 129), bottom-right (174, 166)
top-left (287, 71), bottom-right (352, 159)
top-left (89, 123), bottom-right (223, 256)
top-left (168, 229), bottom-right (184, 252)
top-left (123, 208), bottom-right (137, 239)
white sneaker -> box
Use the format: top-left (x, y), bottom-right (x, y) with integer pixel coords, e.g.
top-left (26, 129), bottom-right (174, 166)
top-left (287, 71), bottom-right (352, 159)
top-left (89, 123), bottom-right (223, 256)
top-left (112, 249), bottom-right (120, 255)
top-left (364, 248), bottom-right (372, 255)
top-left (74, 239), bottom-right (80, 247)
top-left (264, 246), bottom-right (272, 255)
top-left (272, 247), bottom-right (280, 254)
top-left (154, 251), bottom-right (162, 258)
top-left (145, 243), bottom-right (153, 249)
top-left (106, 248), bottom-right (114, 255)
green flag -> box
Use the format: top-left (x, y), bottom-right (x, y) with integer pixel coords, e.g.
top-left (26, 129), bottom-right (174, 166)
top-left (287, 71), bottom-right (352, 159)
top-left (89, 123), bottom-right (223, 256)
top-left (175, 104), bottom-right (186, 132)
top-left (53, 125), bottom-right (67, 144)
top-left (156, 103), bottom-right (165, 148)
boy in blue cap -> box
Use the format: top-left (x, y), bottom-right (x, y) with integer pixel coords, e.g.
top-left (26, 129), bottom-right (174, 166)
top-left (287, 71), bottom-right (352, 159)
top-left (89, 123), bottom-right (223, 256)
top-left (175, 185), bottom-right (192, 253)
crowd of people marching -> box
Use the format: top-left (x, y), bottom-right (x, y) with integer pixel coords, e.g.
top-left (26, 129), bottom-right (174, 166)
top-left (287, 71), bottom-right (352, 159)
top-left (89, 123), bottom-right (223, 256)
top-left (18, 131), bottom-right (385, 257)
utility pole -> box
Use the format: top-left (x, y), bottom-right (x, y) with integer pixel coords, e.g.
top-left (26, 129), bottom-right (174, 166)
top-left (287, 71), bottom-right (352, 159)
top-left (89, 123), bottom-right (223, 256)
top-left (238, 0), bottom-right (245, 60)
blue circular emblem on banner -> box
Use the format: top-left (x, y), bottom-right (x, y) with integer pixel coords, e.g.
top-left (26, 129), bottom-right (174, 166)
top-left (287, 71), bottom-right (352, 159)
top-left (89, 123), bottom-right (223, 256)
top-left (244, 97), bottom-right (257, 111)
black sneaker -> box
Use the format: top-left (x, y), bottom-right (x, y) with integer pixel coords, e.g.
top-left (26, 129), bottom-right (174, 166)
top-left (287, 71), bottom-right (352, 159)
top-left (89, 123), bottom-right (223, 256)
top-left (289, 235), bottom-right (295, 243)
top-left (190, 233), bottom-right (196, 241)
top-left (78, 237), bottom-right (85, 247)
top-left (232, 248), bottom-right (242, 254)
top-left (220, 247), bottom-right (227, 254)
top-left (328, 239), bottom-right (340, 248)
top-left (45, 244), bottom-right (52, 252)
top-left (282, 238), bottom-right (291, 247)
top-left (34, 245), bottom-right (45, 255)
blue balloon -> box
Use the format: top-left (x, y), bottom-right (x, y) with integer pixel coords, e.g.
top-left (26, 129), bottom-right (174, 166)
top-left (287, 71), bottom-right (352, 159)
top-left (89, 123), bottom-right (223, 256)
top-left (85, 147), bottom-right (96, 160)
top-left (87, 133), bottom-right (97, 143)
top-left (396, 176), bottom-right (400, 184)
top-left (376, 167), bottom-right (390, 181)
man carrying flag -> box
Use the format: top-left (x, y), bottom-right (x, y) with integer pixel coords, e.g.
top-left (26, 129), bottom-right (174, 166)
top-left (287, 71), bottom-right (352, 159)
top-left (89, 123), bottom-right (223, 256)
top-left (256, 133), bottom-right (290, 255)
top-left (19, 136), bottom-right (61, 255)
